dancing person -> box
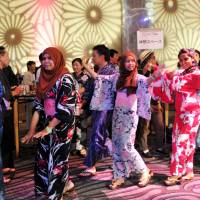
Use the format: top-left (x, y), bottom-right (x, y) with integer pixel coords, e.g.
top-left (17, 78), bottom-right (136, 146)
top-left (22, 47), bottom-right (76, 200)
top-left (108, 51), bottom-right (155, 189)
top-left (79, 45), bottom-right (118, 176)
top-left (0, 46), bottom-right (22, 184)
top-left (151, 48), bottom-right (200, 186)
top-left (71, 58), bottom-right (90, 156)
top-left (137, 51), bottom-right (165, 158)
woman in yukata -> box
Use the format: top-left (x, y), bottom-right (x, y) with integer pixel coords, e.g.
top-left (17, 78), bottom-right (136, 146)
top-left (22, 47), bottom-right (76, 200)
top-left (152, 48), bottom-right (200, 186)
top-left (108, 51), bottom-right (157, 189)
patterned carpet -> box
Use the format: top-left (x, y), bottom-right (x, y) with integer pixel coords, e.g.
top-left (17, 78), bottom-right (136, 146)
top-left (5, 150), bottom-right (200, 200)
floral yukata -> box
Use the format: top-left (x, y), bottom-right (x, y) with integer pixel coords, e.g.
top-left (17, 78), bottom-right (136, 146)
top-left (34, 74), bottom-right (76, 200)
top-left (84, 64), bottom-right (118, 167)
top-left (112, 74), bottom-right (151, 179)
top-left (152, 66), bottom-right (200, 176)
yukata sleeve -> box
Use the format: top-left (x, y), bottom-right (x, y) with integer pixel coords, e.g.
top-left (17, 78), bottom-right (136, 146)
top-left (54, 74), bottom-right (76, 123)
top-left (82, 78), bottom-right (94, 103)
top-left (33, 97), bottom-right (44, 114)
top-left (151, 74), bottom-right (174, 104)
top-left (136, 75), bottom-right (151, 120)
top-left (192, 71), bottom-right (200, 90)
top-left (96, 73), bottom-right (119, 92)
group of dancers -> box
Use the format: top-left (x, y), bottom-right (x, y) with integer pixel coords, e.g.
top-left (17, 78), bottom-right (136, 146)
top-left (0, 44), bottom-right (199, 200)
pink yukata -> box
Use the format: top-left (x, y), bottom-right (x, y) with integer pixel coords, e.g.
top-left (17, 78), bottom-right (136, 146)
top-left (152, 66), bottom-right (200, 176)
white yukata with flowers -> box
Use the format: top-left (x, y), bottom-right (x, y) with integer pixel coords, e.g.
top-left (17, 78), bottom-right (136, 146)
top-left (112, 74), bottom-right (151, 179)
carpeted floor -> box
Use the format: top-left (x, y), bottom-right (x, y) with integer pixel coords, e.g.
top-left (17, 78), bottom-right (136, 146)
top-left (5, 151), bottom-right (200, 200)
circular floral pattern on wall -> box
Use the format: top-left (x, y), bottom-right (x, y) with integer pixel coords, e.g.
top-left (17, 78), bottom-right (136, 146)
top-left (9, 0), bottom-right (65, 24)
top-left (145, 0), bottom-right (187, 30)
top-left (176, 28), bottom-right (200, 53)
top-left (0, 14), bottom-right (34, 72)
top-left (35, 19), bottom-right (74, 70)
top-left (0, 1), bottom-right (11, 17)
top-left (73, 31), bottom-right (106, 59)
top-left (153, 22), bottom-right (177, 63)
top-left (184, 0), bottom-right (200, 31)
top-left (63, 0), bottom-right (122, 44)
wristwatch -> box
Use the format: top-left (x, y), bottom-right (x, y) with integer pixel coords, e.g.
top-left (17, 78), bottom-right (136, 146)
top-left (45, 126), bottom-right (53, 134)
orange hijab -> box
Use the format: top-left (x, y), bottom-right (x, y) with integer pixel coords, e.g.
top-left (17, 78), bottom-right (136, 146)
top-left (116, 51), bottom-right (138, 95)
top-left (36, 47), bottom-right (69, 99)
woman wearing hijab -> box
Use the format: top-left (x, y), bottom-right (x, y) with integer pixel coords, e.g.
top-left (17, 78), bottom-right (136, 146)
top-left (22, 47), bottom-right (76, 200)
top-left (108, 51), bottom-right (156, 189)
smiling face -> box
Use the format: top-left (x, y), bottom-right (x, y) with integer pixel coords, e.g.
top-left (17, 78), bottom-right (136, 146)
top-left (72, 61), bottom-right (83, 75)
top-left (41, 53), bottom-right (55, 71)
top-left (124, 55), bottom-right (137, 71)
top-left (179, 53), bottom-right (194, 70)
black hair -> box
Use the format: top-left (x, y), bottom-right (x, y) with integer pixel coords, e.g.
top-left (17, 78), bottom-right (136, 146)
top-left (27, 61), bottom-right (36, 71)
top-left (39, 53), bottom-right (43, 62)
top-left (93, 44), bottom-right (110, 62)
top-left (94, 65), bottom-right (99, 73)
top-left (72, 58), bottom-right (82, 65)
top-left (0, 46), bottom-right (6, 56)
top-left (110, 49), bottom-right (118, 58)
top-left (195, 49), bottom-right (200, 66)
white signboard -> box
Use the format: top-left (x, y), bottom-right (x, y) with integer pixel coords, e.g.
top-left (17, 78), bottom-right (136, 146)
top-left (137, 28), bottom-right (164, 50)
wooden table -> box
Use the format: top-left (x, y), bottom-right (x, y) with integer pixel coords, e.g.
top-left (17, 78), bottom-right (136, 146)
top-left (13, 94), bottom-right (35, 158)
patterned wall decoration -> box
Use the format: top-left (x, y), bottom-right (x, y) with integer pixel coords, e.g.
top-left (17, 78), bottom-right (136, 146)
top-left (145, 0), bottom-right (200, 70)
top-left (0, 14), bottom-right (35, 72)
top-left (0, 0), bottom-right (122, 73)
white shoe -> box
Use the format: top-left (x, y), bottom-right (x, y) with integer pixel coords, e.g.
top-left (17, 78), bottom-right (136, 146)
top-left (63, 180), bottom-right (75, 194)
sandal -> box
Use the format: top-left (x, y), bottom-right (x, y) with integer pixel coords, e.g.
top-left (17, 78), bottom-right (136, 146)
top-left (79, 170), bottom-right (96, 177)
top-left (108, 178), bottom-right (125, 190)
top-left (138, 169), bottom-right (153, 187)
top-left (164, 176), bottom-right (181, 186)
top-left (182, 173), bottom-right (194, 181)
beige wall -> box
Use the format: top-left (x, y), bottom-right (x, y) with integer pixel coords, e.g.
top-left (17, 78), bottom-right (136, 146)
top-left (0, 0), bottom-right (122, 73)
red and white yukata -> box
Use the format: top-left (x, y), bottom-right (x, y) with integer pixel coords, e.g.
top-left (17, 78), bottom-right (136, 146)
top-left (152, 66), bottom-right (200, 176)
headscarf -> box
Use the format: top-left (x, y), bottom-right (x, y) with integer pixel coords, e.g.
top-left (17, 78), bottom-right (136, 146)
top-left (116, 51), bottom-right (138, 96)
top-left (36, 47), bottom-right (69, 99)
